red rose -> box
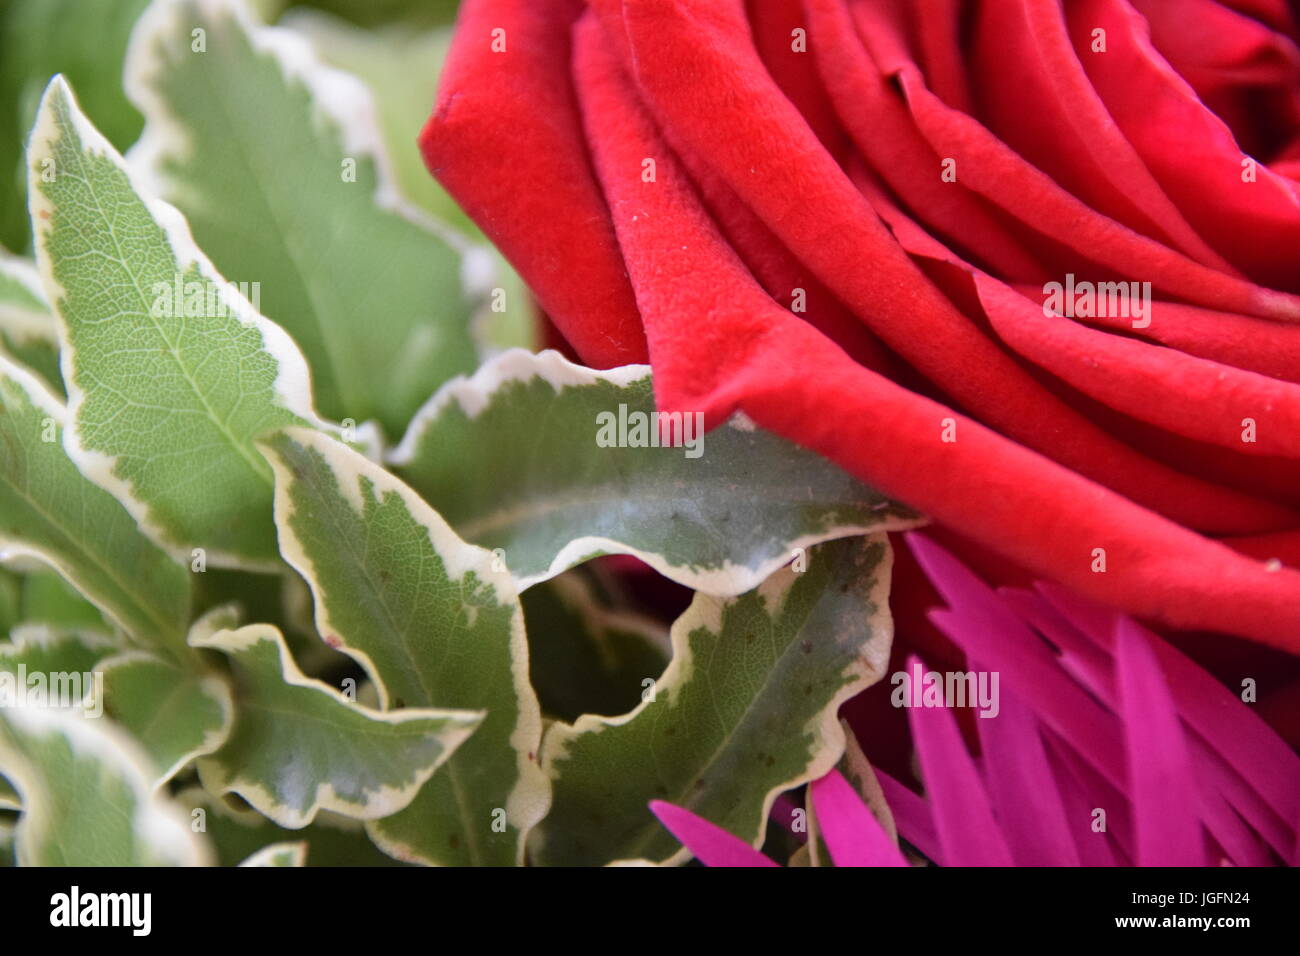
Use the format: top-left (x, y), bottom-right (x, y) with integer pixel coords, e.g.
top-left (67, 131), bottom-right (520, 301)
top-left (421, 0), bottom-right (1300, 650)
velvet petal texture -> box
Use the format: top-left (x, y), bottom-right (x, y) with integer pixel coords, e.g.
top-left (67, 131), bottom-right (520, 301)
top-left (422, 0), bottom-right (1300, 651)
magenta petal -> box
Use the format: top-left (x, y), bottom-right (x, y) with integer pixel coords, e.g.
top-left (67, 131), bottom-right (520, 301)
top-left (908, 535), bottom-right (1125, 789)
top-left (1038, 581), bottom-right (1300, 854)
top-left (973, 670), bottom-right (1081, 866)
top-left (875, 770), bottom-right (942, 863)
top-left (648, 801), bottom-right (780, 867)
top-left (1043, 735), bottom-right (1126, 867)
top-left (809, 769), bottom-right (909, 867)
top-left (1115, 618), bottom-right (1207, 866)
top-left (907, 656), bottom-right (1015, 866)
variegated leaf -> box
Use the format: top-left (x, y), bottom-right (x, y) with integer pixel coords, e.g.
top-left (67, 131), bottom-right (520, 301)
top-left (260, 426), bottom-right (549, 865)
top-left (392, 350), bottom-right (920, 595)
top-left (27, 75), bottom-right (359, 569)
top-left (126, 0), bottom-right (478, 440)
top-left (534, 536), bottom-right (894, 866)
top-left (0, 351), bottom-right (193, 658)
top-left (193, 622), bottom-right (482, 829)
top-left (0, 699), bottom-right (211, 865)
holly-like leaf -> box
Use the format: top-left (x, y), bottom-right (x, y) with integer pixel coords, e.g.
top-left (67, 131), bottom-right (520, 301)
top-left (533, 536), bottom-right (894, 866)
top-left (193, 622), bottom-right (483, 829)
top-left (0, 351), bottom-right (192, 657)
top-left (392, 350), bottom-right (920, 594)
top-left (27, 75), bottom-right (355, 569)
top-left (0, 699), bottom-right (211, 865)
top-left (259, 426), bottom-right (549, 865)
top-left (125, 0), bottom-right (478, 440)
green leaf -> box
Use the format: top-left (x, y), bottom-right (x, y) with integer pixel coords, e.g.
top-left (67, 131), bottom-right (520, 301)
top-left (259, 426), bottom-right (549, 865)
top-left (533, 536), bottom-right (894, 866)
top-left (95, 646), bottom-right (234, 786)
top-left (126, 0), bottom-right (479, 439)
top-left (276, 10), bottom-right (466, 231)
top-left (0, 700), bottom-right (212, 865)
top-left (238, 841), bottom-right (306, 866)
top-left (392, 350), bottom-right (921, 595)
top-left (0, 351), bottom-right (192, 657)
top-left (0, 814), bottom-right (15, 864)
top-left (522, 570), bottom-right (670, 723)
top-left (0, 624), bottom-right (117, 680)
top-left (27, 75), bottom-right (354, 568)
top-left (18, 570), bottom-right (109, 632)
top-left (175, 786), bottom-right (409, 866)
top-left (192, 622), bottom-right (483, 829)
top-left (0, 626), bottom-right (109, 817)
top-left (0, 0), bottom-right (150, 253)
top-left (0, 254), bottom-right (61, 392)
top-left (0, 570), bottom-right (20, 634)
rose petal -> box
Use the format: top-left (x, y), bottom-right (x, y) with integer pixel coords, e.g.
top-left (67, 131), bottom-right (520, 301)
top-left (419, 0), bottom-right (646, 367)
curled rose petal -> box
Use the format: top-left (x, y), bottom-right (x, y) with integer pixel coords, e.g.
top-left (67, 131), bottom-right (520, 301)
top-left (424, 0), bottom-right (1300, 652)
top-left (419, 0), bottom-right (646, 367)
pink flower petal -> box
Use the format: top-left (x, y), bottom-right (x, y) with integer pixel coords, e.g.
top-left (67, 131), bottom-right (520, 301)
top-left (1039, 581), bottom-right (1300, 854)
top-left (973, 671), bottom-right (1081, 866)
top-left (875, 770), bottom-right (942, 864)
top-left (1044, 734), bottom-right (1127, 867)
top-left (907, 656), bottom-right (1015, 866)
top-left (1115, 618), bottom-right (1207, 866)
top-left (809, 770), bottom-right (909, 867)
top-left (908, 534), bottom-right (1125, 789)
top-left (648, 801), bottom-right (779, 867)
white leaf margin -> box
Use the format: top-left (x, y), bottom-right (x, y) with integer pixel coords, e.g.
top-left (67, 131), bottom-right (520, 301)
top-left (391, 348), bottom-right (924, 596)
top-left (124, 0), bottom-right (488, 289)
top-left (0, 254), bottom-right (55, 348)
top-left (539, 534), bottom-right (896, 866)
top-left (0, 696), bottom-right (213, 866)
top-left (261, 426), bottom-right (552, 858)
top-left (238, 840), bottom-right (307, 867)
top-left (26, 75), bottom-right (380, 573)
top-left (191, 621), bottom-right (485, 829)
